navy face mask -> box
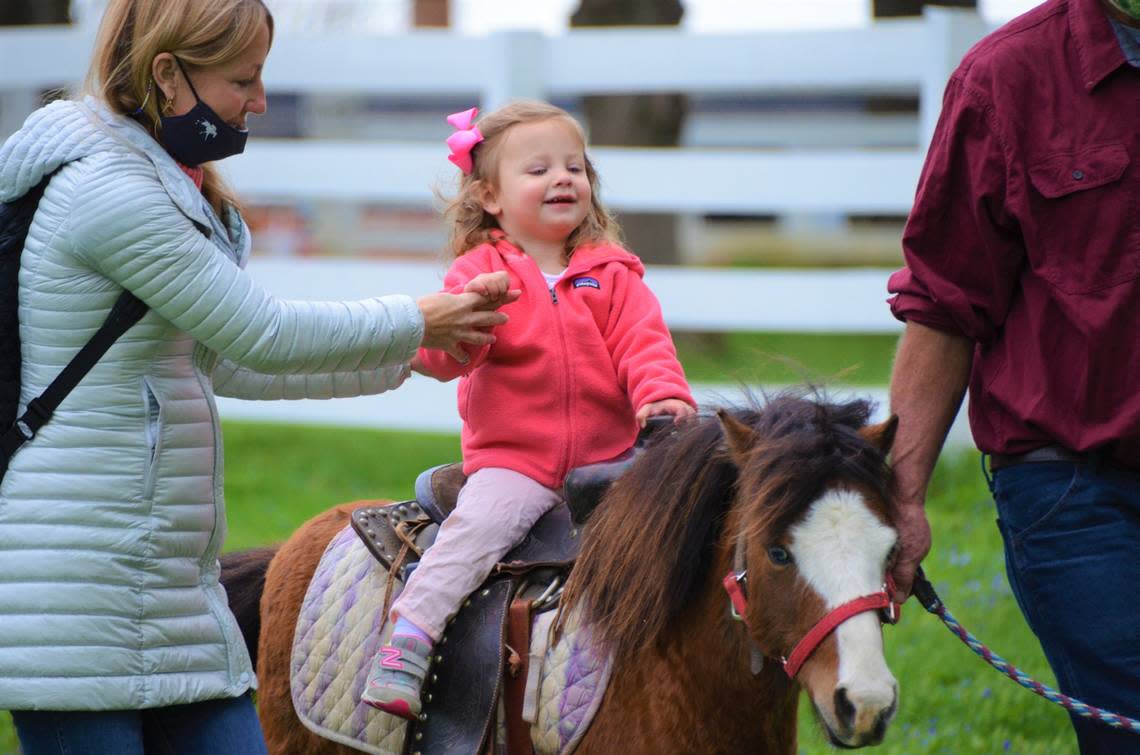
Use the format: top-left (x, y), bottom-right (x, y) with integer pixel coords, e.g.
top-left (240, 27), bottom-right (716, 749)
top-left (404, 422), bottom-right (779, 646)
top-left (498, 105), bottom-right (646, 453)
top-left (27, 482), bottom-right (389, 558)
top-left (160, 58), bottom-right (249, 167)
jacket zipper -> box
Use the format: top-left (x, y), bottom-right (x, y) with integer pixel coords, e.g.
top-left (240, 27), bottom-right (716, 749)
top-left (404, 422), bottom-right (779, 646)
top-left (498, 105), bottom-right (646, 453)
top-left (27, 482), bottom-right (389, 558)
top-left (550, 282), bottom-right (573, 482)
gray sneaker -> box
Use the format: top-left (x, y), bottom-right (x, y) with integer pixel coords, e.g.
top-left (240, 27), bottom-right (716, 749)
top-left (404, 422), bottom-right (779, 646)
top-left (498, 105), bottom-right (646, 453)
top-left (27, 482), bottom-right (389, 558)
top-left (361, 634), bottom-right (433, 720)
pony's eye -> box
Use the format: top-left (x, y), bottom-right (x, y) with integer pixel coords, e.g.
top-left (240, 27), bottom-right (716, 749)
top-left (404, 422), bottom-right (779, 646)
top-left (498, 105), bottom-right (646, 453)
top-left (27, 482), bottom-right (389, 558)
top-left (768, 546), bottom-right (792, 566)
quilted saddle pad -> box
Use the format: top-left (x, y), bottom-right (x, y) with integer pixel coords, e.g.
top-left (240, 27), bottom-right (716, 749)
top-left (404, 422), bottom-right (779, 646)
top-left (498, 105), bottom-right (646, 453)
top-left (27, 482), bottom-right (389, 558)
top-left (290, 524), bottom-right (406, 754)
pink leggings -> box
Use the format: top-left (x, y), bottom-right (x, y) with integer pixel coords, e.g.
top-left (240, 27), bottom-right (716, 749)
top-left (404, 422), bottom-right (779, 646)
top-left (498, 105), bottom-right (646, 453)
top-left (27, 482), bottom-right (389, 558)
top-left (390, 467), bottom-right (562, 641)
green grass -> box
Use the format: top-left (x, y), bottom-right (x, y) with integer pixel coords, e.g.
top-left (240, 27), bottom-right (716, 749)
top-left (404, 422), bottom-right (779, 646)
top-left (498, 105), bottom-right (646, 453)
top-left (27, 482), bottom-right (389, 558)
top-left (673, 331), bottom-right (898, 386)
top-left (220, 423), bottom-right (461, 551)
top-left (0, 425), bottom-right (1077, 754)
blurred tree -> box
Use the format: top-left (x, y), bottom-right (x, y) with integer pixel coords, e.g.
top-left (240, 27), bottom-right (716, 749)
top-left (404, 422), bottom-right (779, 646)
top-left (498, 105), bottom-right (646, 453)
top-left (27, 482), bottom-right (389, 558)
top-left (872, 0), bottom-right (975, 17)
top-left (570, 0), bottom-right (687, 265)
top-left (413, 0), bottom-right (448, 27)
top-left (0, 0), bottom-right (71, 24)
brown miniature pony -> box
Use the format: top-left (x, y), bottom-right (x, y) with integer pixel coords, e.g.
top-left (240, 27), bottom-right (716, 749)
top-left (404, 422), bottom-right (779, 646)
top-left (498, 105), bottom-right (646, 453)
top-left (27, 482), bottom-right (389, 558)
top-left (227, 396), bottom-right (902, 754)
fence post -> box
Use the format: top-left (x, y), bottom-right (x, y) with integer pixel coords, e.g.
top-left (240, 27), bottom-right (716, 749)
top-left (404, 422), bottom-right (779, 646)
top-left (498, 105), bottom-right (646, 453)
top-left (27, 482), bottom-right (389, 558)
top-left (919, 7), bottom-right (989, 152)
top-left (481, 30), bottom-right (546, 112)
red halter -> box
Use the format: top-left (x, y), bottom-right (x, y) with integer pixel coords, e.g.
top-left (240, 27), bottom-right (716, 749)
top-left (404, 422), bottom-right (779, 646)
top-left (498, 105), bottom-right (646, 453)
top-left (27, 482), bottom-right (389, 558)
top-left (722, 558), bottom-right (901, 679)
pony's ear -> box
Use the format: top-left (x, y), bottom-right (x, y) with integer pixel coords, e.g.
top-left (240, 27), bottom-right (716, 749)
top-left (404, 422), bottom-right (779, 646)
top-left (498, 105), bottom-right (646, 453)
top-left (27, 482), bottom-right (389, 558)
top-left (717, 409), bottom-right (756, 462)
top-left (859, 414), bottom-right (899, 455)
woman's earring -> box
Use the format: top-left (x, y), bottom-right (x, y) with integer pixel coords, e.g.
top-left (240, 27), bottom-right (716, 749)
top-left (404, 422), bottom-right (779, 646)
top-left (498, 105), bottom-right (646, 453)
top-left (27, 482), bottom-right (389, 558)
top-left (133, 80), bottom-right (153, 115)
top-left (161, 93), bottom-right (175, 116)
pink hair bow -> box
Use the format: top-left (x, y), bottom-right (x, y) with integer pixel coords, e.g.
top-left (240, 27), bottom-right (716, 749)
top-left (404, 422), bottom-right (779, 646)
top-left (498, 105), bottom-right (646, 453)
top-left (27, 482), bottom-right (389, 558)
top-left (445, 107), bottom-right (483, 175)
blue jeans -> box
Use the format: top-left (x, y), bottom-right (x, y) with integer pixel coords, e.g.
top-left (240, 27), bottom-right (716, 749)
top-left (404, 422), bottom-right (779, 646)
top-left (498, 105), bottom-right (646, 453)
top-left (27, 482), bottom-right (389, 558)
top-left (10, 693), bottom-right (268, 755)
top-left (991, 461), bottom-right (1140, 755)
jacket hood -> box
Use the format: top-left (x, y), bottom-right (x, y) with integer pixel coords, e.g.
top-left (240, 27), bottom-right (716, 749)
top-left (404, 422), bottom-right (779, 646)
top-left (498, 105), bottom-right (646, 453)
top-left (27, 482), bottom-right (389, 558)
top-left (0, 96), bottom-right (208, 227)
top-left (567, 241), bottom-right (645, 278)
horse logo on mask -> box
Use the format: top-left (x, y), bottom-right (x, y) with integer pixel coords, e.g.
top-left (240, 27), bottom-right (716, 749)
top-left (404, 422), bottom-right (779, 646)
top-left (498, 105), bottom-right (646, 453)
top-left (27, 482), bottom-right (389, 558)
top-left (196, 119), bottom-right (218, 141)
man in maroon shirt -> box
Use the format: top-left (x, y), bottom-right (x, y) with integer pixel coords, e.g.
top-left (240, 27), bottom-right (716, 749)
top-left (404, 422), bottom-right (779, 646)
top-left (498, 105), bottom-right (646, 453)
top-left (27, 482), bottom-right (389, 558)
top-left (887, 0), bottom-right (1140, 750)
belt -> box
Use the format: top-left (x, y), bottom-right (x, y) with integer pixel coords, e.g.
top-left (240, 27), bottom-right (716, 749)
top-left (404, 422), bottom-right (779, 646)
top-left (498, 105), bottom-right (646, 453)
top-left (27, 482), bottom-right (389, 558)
top-left (988, 445), bottom-right (1098, 472)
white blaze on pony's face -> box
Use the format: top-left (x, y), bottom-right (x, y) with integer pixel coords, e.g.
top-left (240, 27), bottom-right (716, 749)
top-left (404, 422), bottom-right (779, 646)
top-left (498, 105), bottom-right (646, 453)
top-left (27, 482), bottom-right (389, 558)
top-left (789, 486), bottom-right (899, 747)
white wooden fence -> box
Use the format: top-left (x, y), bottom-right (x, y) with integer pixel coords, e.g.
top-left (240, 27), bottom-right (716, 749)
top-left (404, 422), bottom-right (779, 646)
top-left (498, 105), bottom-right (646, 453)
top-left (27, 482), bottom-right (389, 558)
top-left (0, 8), bottom-right (992, 212)
top-left (0, 11), bottom-right (990, 442)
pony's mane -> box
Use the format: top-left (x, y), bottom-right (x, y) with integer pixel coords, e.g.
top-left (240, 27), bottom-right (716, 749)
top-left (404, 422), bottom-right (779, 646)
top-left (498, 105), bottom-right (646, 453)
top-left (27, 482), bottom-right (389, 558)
top-left (558, 392), bottom-right (892, 665)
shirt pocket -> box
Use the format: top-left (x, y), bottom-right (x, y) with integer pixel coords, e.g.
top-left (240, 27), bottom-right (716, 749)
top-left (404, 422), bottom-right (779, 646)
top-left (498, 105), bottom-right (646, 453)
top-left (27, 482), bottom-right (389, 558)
top-left (1025, 142), bottom-right (1138, 294)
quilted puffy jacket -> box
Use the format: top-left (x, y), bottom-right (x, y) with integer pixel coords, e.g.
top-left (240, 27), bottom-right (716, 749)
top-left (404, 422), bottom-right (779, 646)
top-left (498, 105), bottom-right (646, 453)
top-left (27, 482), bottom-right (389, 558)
top-left (0, 97), bottom-right (423, 710)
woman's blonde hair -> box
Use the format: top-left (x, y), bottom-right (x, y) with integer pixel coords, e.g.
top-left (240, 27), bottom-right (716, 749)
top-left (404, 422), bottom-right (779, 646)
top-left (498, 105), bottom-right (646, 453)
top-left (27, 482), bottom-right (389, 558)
top-left (443, 99), bottom-right (621, 260)
top-left (85, 0), bottom-right (273, 215)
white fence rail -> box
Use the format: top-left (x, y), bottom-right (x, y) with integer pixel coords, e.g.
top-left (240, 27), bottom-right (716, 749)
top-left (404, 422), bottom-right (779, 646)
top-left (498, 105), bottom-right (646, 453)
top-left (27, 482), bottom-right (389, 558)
top-left (242, 259), bottom-right (900, 333)
top-left (229, 140), bottom-right (927, 215)
top-left (212, 258), bottom-right (975, 447)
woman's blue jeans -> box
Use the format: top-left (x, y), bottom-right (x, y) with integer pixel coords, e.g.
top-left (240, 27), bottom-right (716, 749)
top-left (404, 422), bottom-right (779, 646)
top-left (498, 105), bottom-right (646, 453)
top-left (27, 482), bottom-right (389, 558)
top-left (990, 460), bottom-right (1140, 754)
top-left (10, 693), bottom-right (268, 755)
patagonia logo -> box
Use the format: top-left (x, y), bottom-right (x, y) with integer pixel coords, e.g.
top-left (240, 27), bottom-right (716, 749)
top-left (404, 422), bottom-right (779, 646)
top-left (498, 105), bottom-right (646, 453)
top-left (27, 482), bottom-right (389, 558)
top-left (573, 277), bottom-right (600, 290)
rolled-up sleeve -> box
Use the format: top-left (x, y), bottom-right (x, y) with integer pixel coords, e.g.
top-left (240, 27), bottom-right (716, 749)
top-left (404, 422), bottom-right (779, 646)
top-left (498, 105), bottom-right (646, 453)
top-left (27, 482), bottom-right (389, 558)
top-left (888, 75), bottom-right (1025, 344)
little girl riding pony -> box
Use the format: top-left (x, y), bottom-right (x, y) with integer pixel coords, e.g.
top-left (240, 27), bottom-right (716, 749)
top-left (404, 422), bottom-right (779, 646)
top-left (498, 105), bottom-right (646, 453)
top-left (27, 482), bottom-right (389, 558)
top-left (362, 100), bottom-right (696, 719)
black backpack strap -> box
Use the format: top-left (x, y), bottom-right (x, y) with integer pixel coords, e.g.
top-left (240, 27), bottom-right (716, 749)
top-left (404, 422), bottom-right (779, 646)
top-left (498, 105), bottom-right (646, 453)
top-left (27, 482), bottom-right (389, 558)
top-left (0, 169), bottom-right (62, 431)
top-left (1, 290), bottom-right (149, 467)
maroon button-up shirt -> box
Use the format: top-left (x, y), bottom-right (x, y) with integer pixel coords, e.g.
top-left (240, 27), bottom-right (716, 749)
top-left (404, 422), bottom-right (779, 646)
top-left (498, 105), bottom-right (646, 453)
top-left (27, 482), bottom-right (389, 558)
top-left (888, 0), bottom-right (1140, 465)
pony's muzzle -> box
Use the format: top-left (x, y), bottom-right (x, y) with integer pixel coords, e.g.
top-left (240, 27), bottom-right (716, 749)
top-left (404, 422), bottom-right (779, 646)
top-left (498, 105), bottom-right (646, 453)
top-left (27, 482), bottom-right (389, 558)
top-left (830, 681), bottom-right (898, 747)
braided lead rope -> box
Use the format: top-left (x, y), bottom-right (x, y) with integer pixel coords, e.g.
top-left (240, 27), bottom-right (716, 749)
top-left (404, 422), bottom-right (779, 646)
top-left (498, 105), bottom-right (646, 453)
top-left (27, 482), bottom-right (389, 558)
top-left (913, 572), bottom-right (1139, 733)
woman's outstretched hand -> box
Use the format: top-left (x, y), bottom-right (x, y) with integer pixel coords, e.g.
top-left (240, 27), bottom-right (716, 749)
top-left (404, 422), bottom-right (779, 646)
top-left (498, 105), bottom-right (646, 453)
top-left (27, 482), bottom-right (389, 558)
top-left (416, 271), bottom-right (520, 363)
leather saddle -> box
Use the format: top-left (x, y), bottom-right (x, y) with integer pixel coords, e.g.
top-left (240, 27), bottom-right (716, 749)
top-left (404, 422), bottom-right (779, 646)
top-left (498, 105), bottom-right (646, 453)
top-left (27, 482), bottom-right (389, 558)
top-left (348, 417), bottom-right (673, 755)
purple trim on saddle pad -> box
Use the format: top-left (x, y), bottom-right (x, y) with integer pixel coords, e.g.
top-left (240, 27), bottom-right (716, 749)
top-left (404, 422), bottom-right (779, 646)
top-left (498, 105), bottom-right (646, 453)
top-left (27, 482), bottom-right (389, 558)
top-left (537, 616), bottom-right (612, 754)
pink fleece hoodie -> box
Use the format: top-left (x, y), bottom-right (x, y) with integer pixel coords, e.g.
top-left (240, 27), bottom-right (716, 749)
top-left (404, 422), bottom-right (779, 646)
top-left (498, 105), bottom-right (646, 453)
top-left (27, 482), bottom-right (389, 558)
top-left (419, 237), bottom-right (695, 488)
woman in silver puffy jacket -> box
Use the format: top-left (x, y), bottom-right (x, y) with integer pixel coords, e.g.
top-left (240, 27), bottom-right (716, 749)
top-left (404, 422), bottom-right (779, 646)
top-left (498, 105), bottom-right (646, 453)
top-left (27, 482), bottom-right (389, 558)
top-left (0, 0), bottom-right (513, 751)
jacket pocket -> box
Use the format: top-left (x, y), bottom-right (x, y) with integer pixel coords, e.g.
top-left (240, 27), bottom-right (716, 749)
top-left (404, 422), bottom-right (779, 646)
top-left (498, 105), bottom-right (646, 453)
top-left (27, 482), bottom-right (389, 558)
top-left (142, 377), bottom-right (164, 498)
top-left (1025, 142), bottom-right (1137, 294)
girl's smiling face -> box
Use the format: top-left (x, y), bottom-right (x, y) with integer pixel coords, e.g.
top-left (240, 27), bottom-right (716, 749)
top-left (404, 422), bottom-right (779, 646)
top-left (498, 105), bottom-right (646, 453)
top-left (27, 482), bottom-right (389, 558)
top-left (481, 118), bottom-right (592, 256)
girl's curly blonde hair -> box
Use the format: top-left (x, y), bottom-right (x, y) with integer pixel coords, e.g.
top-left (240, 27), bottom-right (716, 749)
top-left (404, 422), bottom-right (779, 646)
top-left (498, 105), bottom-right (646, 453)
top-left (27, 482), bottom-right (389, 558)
top-left (443, 99), bottom-right (622, 260)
